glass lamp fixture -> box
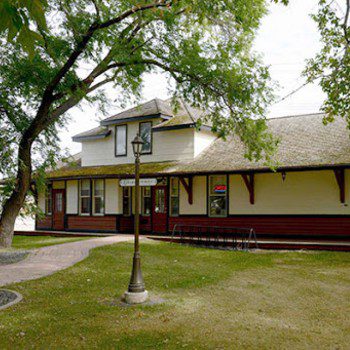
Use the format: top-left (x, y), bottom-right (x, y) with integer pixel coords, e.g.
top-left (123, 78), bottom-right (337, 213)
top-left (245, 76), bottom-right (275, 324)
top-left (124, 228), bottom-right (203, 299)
top-left (132, 133), bottom-right (145, 157)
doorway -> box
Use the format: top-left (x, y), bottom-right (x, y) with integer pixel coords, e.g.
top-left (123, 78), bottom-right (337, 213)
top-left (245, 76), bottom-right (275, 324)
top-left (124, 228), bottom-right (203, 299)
top-left (152, 185), bottom-right (168, 233)
top-left (52, 189), bottom-right (65, 230)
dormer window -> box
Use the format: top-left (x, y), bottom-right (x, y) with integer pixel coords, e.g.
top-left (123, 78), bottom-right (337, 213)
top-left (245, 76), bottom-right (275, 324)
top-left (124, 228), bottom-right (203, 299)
top-left (115, 124), bottom-right (127, 156)
top-left (139, 121), bottom-right (152, 154)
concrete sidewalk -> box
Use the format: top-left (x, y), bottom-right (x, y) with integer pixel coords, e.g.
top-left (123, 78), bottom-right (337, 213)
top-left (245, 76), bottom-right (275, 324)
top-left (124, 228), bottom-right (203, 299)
top-left (0, 235), bottom-right (133, 287)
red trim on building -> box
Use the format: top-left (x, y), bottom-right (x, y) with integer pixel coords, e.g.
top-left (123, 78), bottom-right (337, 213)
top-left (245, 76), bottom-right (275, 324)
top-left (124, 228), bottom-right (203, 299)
top-left (169, 216), bottom-right (350, 239)
top-left (67, 215), bottom-right (116, 232)
top-left (36, 214), bottom-right (350, 240)
top-left (36, 216), bottom-right (52, 230)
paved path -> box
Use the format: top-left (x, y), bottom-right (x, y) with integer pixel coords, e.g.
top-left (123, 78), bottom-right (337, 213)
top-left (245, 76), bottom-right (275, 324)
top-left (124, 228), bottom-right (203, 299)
top-left (0, 235), bottom-right (133, 287)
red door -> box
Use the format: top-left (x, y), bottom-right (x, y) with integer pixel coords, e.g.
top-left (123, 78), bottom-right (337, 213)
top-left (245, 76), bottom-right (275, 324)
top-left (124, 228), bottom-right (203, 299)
top-left (152, 186), bottom-right (168, 233)
top-left (52, 189), bottom-right (65, 230)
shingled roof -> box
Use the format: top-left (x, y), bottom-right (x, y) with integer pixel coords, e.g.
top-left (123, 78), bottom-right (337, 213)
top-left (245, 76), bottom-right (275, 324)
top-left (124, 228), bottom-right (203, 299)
top-left (100, 98), bottom-right (174, 126)
top-left (53, 112), bottom-right (350, 179)
top-left (73, 98), bottom-right (209, 141)
top-left (176, 113), bottom-right (350, 173)
top-left (100, 98), bottom-right (207, 127)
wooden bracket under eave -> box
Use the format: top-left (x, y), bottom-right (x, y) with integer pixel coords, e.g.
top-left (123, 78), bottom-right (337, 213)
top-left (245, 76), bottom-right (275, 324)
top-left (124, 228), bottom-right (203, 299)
top-left (334, 169), bottom-right (345, 203)
top-left (179, 176), bottom-right (193, 205)
top-left (241, 173), bottom-right (255, 205)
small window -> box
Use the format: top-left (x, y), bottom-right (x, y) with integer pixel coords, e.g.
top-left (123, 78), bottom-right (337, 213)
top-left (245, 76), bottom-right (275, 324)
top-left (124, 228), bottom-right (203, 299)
top-left (170, 177), bottom-right (179, 217)
top-left (55, 193), bottom-right (63, 213)
top-left (208, 175), bottom-right (227, 217)
top-left (139, 122), bottom-right (152, 154)
top-left (45, 187), bottom-right (52, 215)
top-left (115, 124), bottom-right (127, 156)
top-left (80, 179), bottom-right (91, 215)
top-left (93, 179), bottom-right (104, 215)
top-left (141, 187), bottom-right (151, 216)
top-left (123, 187), bottom-right (131, 216)
top-left (155, 188), bottom-right (165, 213)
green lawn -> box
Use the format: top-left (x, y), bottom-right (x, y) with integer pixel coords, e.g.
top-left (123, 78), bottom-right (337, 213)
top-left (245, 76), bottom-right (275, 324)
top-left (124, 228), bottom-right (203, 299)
top-left (0, 241), bottom-right (349, 349)
top-left (10, 235), bottom-right (91, 250)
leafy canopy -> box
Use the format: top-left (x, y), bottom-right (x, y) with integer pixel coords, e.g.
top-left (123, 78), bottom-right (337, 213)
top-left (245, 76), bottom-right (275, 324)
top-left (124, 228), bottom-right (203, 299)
top-left (303, 0), bottom-right (350, 125)
top-left (0, 0), bottom-right (48, 57)
top-left (0, 0), bottom-right (278, 197)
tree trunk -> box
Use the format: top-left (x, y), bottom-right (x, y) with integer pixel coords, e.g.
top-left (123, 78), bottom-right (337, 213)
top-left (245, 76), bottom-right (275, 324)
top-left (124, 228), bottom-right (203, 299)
top-left (0, 140), bottom-right (32, 248)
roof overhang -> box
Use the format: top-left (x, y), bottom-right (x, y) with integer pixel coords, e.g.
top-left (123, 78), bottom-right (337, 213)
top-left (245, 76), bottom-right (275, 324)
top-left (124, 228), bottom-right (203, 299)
top-left (72, 130), bottom-right (111, 142)
top-left (100, 114), bottom-right (171, 126)
top-left (46, 163), bottom-right (350, 181)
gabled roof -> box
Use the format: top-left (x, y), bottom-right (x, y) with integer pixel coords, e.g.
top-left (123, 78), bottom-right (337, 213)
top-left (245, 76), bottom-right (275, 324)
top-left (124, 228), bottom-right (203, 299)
top-left (100, 97), bottom-right (207, 127)
top-left (51, 112), bottom-right (350, 179)
top-left (100, 98), bottom-right (174, 126)
top-left (152, 99), bottom-right (208, 131)
top-left (73, 98), bottom-right (209, 141)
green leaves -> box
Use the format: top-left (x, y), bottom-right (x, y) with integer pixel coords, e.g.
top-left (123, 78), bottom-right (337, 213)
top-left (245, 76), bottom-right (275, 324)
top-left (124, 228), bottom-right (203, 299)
top-left (0, 0), bottom-right (47, 56)
top-left (303, 0), bottom-right (350, 125)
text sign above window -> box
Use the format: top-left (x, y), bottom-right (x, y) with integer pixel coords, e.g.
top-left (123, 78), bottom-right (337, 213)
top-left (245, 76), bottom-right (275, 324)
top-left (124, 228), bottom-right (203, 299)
top-left (120, 178), bottom-right (157, 187)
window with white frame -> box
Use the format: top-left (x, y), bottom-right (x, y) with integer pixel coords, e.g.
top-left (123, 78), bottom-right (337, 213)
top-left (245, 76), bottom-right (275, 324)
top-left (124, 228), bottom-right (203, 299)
top-left (45, 187), bottom-right (52, 215)
top-left (170, 177), bottom-right (179, 217)
top-left (93, 179), bottom-right (104, 215)
top-left (141, 187), bottom-right (151, 216)
top-left (139, 121), bottom-right (152, 154)
top-left (208, 175), bottom-right (227, 217)
top-left (115, 124), bottom-right (127, 156)
top-left (123, 187), bottom-right (131, 216)
top-left (79, 179), bottom-right (91, 215)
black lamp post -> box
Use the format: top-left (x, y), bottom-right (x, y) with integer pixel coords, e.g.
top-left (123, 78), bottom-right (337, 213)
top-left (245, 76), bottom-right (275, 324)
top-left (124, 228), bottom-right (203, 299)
top-left (125, 133), bottom-right (148, 303)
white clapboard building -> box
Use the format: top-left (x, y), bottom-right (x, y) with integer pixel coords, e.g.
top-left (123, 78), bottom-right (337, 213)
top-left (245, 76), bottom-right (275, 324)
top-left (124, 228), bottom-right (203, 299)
top-left (36, 98), bottom-right (350, 240)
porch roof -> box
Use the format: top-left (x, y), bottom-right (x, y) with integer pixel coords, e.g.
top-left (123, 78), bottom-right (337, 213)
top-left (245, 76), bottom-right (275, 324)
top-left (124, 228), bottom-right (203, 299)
top-left (47, 161), bottom-right (179, 179)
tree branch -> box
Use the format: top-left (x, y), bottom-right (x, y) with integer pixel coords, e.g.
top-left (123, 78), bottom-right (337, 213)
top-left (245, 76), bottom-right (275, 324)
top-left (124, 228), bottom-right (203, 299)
top-left (46, 1), bottom-right (173, 99)
top-left (87, 77), bottom-right (116, 93)
top-left (91, 0), bottom-right (101, 20)
top-left (97, 1), bottom-right (172, 30)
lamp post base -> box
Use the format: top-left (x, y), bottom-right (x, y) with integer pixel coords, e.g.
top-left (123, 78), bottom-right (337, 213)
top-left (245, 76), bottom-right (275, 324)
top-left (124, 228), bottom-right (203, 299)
top-left (124, 290), bottom-right (148, 304)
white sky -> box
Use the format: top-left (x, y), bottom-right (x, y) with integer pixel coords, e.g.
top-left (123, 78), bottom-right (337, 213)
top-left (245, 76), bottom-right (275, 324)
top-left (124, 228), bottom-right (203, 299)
top-left (60, 0), bottom-right (326, 155)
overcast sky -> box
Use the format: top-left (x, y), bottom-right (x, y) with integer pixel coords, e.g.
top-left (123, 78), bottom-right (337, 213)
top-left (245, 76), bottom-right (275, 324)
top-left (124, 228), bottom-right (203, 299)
top-left (60, 0), bottom-right (325, 155)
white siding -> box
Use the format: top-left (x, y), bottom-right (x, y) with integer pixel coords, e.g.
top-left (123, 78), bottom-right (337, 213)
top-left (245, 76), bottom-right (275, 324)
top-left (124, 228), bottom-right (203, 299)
top-left (152, 128), bottom-right (194, 161)
top-left (66, 180), bottom-right (78, 214)
top-left (179, 176), bottom-right (207, 215)
top-left (105, 179), bottom-right (121, 214)
top-left (80, 119), bottom-right (196, 167)
top-left (229, 170), bottom-right (350, 215)
top-left (194, 129), bottom-right (216, 157)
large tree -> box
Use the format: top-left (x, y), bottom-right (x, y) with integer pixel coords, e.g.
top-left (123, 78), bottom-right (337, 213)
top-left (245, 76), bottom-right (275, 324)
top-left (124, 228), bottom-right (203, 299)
top-left (0, 0), bottom-right (277, 247)
top-left (303, 0), bottom-right (349, 124)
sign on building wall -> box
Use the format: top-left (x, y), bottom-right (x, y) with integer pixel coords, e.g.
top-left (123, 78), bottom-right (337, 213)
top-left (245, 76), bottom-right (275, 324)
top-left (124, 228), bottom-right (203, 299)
top-left (120, 178), bottom-right (158, 187)
top-left (214, 185), bottom-right (227, 194)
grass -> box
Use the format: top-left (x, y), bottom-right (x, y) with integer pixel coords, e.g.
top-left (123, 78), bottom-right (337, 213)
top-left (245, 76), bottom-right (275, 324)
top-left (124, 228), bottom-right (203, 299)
top-left (9, 235), bottom-right (91, 250)
top-left (0, 241), bottom-right (349, 349)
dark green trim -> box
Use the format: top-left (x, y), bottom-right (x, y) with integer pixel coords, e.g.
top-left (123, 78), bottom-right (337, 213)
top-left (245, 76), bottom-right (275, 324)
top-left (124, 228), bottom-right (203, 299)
top-left (101, 114), bottom-right (169, 126)
top-left (153, 124), bottom-right (195, 132)
top-left (153, 124), bottom-right (212, 132)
